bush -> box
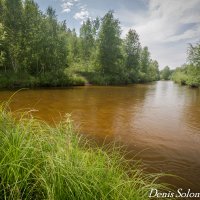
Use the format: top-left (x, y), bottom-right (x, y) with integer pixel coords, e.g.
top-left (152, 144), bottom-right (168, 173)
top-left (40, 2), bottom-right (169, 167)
top-left (38, 71), bottom-right (69, 87)
top-left (186, 66), bottom-right (200, 87)
top-left (79, 72), bottom-right (129, 85)
top-left (0, 70), bottom-right (86, 89)
top-left (172, 65), bottom-right (200, 87)
top-left (0, 71), bottom-right (39, 88)
top-left (67, 74), bottom-right (87, 86)
top-left (172, 71), bottom-right (188, 85)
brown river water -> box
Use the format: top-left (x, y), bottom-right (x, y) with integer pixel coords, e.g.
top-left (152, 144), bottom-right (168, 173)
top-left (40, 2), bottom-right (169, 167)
top-left (0, 81), bottom-right (200, 192)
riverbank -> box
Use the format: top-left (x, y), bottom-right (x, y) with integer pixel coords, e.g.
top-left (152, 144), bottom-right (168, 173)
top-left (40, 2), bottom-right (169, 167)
top-left (0, 102), bottom-right (173, 200)
top-left (172, 65), bottom-right (200, 88)
top-left (0, 70), bottom-right (160, 89)
top-left (0, 71), bottom-right (87, 89)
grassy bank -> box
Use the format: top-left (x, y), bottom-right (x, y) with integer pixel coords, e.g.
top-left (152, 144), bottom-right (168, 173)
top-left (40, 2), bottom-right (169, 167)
top-left (0, 103), bottom-right (173, 200)
top-left (0, 71), bottom-right (87, 89)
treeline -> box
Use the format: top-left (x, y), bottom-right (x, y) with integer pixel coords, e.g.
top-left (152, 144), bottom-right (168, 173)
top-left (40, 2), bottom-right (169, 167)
top-left (172, 42), bottom-right (200, 87)
top-left (160, 66), bottom-right (173, 80)
top-left (0, 0), bottom-right (160, 88)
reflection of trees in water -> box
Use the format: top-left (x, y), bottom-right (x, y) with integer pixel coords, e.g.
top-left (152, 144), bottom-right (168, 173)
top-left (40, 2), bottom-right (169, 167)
top-left (0, 85), bottom-right (149, 139)
top-left (1, 83), bottom-right (199, 139)
top-left (74, 86), bottom-right (149, 138)
top-left (105, 85), bottom-right (149, 138)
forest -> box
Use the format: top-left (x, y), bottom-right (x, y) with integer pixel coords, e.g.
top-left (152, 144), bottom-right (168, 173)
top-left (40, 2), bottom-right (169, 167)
top-left (0, 0), bottom-right (199, 88)
top-left (0, 0), bottom-right (160, 88)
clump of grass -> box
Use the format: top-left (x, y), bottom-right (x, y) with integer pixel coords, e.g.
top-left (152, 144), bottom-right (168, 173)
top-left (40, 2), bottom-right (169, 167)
top-left (0, 103), bottom-right (174, 200)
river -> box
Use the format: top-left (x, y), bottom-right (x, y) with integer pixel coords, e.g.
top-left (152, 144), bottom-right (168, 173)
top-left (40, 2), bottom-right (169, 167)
top-left (0, 81), bottom-right (200, 191)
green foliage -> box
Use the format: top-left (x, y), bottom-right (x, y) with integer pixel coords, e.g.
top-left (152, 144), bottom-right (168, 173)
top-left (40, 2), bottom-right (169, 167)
top-left (0, 1), bottom-right (161, 88)
top-left (78, 12), bottom-right (160, 85)
top-left (0, 71), bottom-right (85, 89)
top-left (148, 60), bottom-right (160, 81)
top-left (140, 47), bottom-right (150, 74)
top-left (172, 69), bottom-right (188, 85)
top-left (0, 104), bottom-right (174, 200)
top-left (97, 11), bottom-right (122, 75)
top-left (172, 42), bottom-right (200, 87)
top-left (124, 29), bottom-right (141, 82)
top-left (186, 65), bottom-right (200, 87)
top-left (80, 19), bottom-right (95, 61)
top-left (172, 65), bottom-right (200, 87)
top-left (67, 29), bottom-right (81, 65)
top-left (188, 42), bottom-right (200, 66)
top-left (0, 0), bottom-right (68, 74)
top-left (2, 0), bottom-right (23, 72)
top-left (0, 23), bottom-right (6, 68)
top-left (160, 66), bottom-right (171, 80)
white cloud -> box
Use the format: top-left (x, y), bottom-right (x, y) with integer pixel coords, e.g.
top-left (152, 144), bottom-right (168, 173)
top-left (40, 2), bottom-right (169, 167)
top-left (119, 0), bottom-right (200, 69)
top-left (60, 0), bottom-right (89, 23)
top-left (74, 9), bottom-right (89, 20)
top-left (167, 24), bottom-right (200, 43)
top-left (73, 6), bottom-right (89, 22)
top-left (61, 0), bottom-right (79, 13)
top-left (62, 2), bottom-right (73, 13)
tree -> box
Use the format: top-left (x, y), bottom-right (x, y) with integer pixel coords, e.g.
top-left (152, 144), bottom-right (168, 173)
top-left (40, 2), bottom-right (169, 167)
top-left (0, 0), bottom-right (161, 87)
top-left (3, 0), bottom-right (23, 72)
top-left (0, 0), bottom-right (4, 22)
top-left (67, 29), bottom-right (81, 65)
top-left (80, 19), bottom-right (94, 61)
top-left (160, 66), bottom-right (171, 80)
top-left (20, 0), bottom-right (43, 74)
top-left (124, 29), bottom-right (141, 82)
top-left (138, 46), bottom-right (151, 82)
top-left (188, 42), bottom-right (200, 66)
top-left (172, 42), bottom-right (200, 87)
top-left (140, 46), bottom-right (150, 74)
top-left (148, 60), bottom-right (160, 81)
top-left (97, 11), bottom-right (122, 77)
top-left (92, 17), bottom-right (100, 40)
top-left (36, 6), bottom-right (68, 74)
top-left (0, 23), bottom-right (6, 70)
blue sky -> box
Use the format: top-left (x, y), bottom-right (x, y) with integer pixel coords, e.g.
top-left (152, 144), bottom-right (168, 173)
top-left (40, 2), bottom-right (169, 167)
top-left (34, 0), bottom-right (200, 69)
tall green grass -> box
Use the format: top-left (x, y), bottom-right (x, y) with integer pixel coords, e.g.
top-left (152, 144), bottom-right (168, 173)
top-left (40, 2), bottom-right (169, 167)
top-left (0, 103), bottom-right (174, 200)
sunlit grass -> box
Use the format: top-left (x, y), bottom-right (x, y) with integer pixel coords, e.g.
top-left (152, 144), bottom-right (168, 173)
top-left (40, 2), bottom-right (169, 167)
top-left (0, 103), bottom-right (174, 200)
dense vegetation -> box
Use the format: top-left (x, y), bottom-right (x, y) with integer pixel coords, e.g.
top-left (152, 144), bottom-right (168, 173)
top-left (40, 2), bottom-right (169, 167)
top-left (0, 0), bottom-right (160, 88)
top-left (0, 102), bottom-right (174, 200)
top-left (160, 66), bottom-right (173, 80)
top-left (172, 42), bottom-right (200, 87)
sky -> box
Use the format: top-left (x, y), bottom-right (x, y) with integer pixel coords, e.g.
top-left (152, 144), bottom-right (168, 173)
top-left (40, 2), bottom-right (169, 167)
top-left (34, 0), bottom-right (200, 69)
